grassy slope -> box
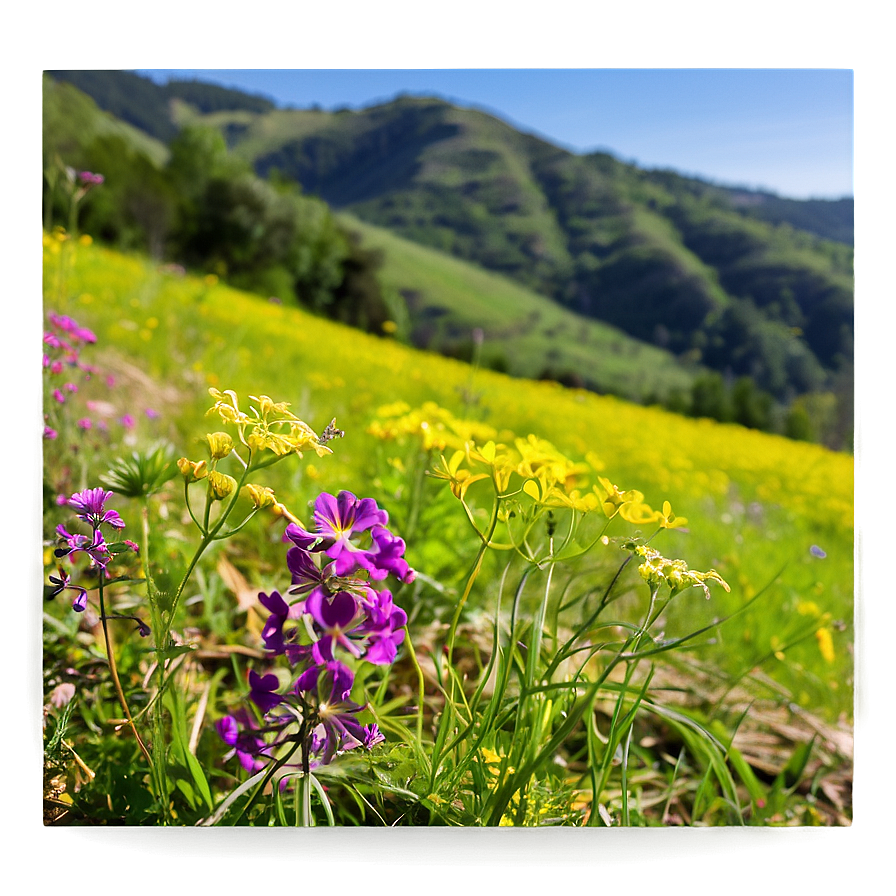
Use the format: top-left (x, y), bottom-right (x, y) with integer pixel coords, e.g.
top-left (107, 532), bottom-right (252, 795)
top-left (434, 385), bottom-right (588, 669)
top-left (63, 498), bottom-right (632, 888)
top-left (43, 76), bottom-right (170, 167)
top-left (341, 213), bottom-right (700, 401)
top-left (43, 238), bottom-right (855, 719)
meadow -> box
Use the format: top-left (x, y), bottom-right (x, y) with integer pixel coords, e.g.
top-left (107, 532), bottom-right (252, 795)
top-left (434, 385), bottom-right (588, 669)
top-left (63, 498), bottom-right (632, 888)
top-left (42, 231), bottom-right (854, 826)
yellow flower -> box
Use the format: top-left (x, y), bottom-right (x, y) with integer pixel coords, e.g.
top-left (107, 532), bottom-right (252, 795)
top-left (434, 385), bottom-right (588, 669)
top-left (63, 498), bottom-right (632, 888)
top-left (630, 543), bottom-right (730, 599)
top-left (656, 500), bottom-right (688, 529)
top-left (242, 484), bottom-right (276, 509)
top-left (480, 747), bottom-right (502, 766)
top-left (429, 450), bottom-right (488, 501)
top-left (177, 457), bottom-right (207, 482)
top-left (207, 470), bottom-right (237, 501)
top-left (271, 502), bottom-right (303, 526)
top-left (815, 627), bottom-right (835, 664)
top-left (203, 431), bottom-right (234, 460)
top-left (596, 477), bottom-right (646, 519)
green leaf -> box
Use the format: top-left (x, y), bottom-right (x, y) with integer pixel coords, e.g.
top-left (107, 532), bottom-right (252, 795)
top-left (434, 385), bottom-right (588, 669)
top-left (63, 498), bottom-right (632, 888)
top-left (781, 735), bottom-right (817, 791)
top-left (727, 746), bottom-right (766, 804)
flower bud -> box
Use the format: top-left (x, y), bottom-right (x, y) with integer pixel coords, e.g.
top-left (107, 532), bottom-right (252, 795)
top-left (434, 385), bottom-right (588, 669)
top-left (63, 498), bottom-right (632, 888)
top-left (177, 457), bottom-right (208, 482)
top-left (243, 483), bottom-right (276, 509)
top-left (207, 470), bottom-right (237, 501)
top-left (271, 501), bottom-right (301, 525)
top-left (203, 431), bottom-right (234, 460)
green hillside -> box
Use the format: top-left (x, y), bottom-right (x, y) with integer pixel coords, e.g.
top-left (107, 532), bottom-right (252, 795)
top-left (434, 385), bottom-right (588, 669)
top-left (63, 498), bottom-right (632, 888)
top-left (341, 213), bottom-right (700, 400)
top-left (193, 94), bottom-right (852, 399)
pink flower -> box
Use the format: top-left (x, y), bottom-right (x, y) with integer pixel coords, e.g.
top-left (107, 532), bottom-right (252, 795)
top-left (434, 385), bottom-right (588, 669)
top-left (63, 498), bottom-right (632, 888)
top-left (53, 389), bottom-right (65, 403)
top-left (43, 426), bottom-right (58, 440)
top-left (50, 361), bottom-right (63, 375)
top-left (77, 418), bottom-right (92, 430)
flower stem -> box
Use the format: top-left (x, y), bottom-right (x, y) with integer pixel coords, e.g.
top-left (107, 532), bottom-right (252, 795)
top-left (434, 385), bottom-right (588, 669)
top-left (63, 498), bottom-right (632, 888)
top-left (97, 575), bottom-right (152, 766)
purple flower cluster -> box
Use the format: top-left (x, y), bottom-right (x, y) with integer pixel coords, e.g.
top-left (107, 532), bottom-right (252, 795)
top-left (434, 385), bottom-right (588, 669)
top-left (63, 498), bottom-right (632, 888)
top-left (78, 171), bottom-right (105, 187)
top-left (218, 491), bottom-right (413, 773)
top-left (43, 312), bottom-right (99, 436)
top-left (50, 488), bottom-right (137, 612)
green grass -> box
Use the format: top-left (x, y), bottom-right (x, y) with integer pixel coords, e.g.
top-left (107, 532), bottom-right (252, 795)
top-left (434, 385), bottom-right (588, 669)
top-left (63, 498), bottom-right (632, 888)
top-left (43, 236), bottom-right (854, 722)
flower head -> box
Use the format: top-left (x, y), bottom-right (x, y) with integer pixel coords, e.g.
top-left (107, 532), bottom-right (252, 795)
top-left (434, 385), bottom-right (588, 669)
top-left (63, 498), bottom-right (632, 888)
top-left (67, 488), bottom-right (125, 530)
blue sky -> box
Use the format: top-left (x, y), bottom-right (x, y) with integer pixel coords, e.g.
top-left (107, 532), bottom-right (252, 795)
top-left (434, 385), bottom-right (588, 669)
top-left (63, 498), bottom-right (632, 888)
top-left (138, 68), bottom-right (853, 200)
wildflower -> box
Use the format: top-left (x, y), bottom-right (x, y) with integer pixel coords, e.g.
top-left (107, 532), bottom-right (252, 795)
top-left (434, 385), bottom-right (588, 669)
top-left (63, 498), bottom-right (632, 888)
top-left (257, 590), bottom-right (311, 665)
top-left (305, 588), bottom-right (368, 662)
top-left (815, 627), bottom-right (835, 663)
top-left (656, 501), bottom-right (688, 530)
top-left (357, 589), bottom-right (408, 665)
top-left (242, 483), bottom-right (276, 509)
top-left (810, 545), bottom-right (827, 559)
top-left (177, 457), bottom-right (208, 482)
top-left (628, 543), bottom-right (730, 600)
top-left (429, 450), bottom-right (489, 501)
top-left (46, 567), bottom-right (89, 612)
top-left (120, 414), bottom-right (135, 429)
top-left (67, 488), bottom-right (125, 530)
top-left (203, 431), bottom-right (234, 460)
top-left (285, 491), bottom-right (389, 577)
top-left (368, 526), bottom-right (416, 583)
top-left (207, 470), bottom-right (237, 500)
top-left (53, 389), bottom-right (65, 404)
top-left (43, 426), bottom-right (58, 440)
top-left (296, 660), bottom-right (371, 765)
top-left (216, 711), bottom-right (268, 773)
top-left (55, 524), bottom-right (112, 571)
top-left (145, 408), bottom-right (160, 419)
top-left (77, 418), bottom-right (92, 431)
top-left (248, 670), bottom-right (285, 713)
top-left (49, 682), bottom-right (76, 708)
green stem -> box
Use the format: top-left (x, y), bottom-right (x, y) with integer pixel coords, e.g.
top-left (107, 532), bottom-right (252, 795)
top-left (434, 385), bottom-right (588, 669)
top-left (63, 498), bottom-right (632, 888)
top-left (97, 574), bottom-right (153, 766)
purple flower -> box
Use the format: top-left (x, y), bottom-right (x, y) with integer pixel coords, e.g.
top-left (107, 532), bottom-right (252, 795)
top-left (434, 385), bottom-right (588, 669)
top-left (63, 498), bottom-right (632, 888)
top-left (55, 524), bottom-right (112, 571)
top-left (78, 170), bottom-right (104, 186)
top-left (286, 546), bottom-right (328, 596)
top-left (67, 488), bottom-right (126, 530)
top-left (248, 670), bottom-right (285, 713)
top-left (43, 426), bottom-right (58, 440)
top-left (810, 544), bottom-right (827, 559)
top-left (217, 712), bottom-right (269, 773)
top-left (296, 660), bottom-right (370, 765)
top-left (77, 418), bottom-right (92, 431)
top-left (257, 590), bottom-right (311, 665)
top-left (285, 491), bottom-right (389, 577)
top-left (368, 526), bottom-right (416, 583)
top-left (358, 589), bottom-right (408, 665)
top-left (119, 414), bottom-right (135, 429)
top-left (47, 568), bottom-right (89, 612)
top-left (305, 589), bottom-right (366, 663)
top-left (361, 724), bottom-right (385, 749)
top-left (53, 389), bottom-right (65, 404)
top-left (145, 408), bottom-right (160, 420)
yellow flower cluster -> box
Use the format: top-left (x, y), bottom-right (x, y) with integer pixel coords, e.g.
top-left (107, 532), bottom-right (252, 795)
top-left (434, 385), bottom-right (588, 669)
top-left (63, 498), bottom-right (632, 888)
top-left (371, 401), bottom-right (686, 527)
top-left (206, 388), bottom-right (334, 459)
top-left (629, 543), bottom-right (730, 599)
top-left (367, 400), bottom-right (504, 452)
